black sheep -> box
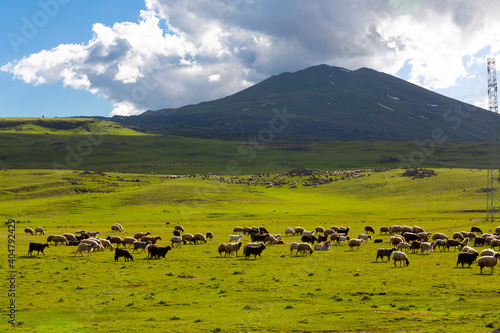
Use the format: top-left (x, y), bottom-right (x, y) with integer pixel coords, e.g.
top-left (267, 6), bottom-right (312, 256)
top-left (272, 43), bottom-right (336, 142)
top-left (301, 235), bottom-right (318, 244)
top-left (470, 226), bottom-right (483, 234)
top-left (149, 245), bottom-right (172, 259)
top-left (376, 247), bottom-right (397, 262)
top-left (244, 243), bottom-right (266, 259)
top-left (28, 242), bottom-right (50, 256)
top-left (457, 252), bottom-right (479, 267)
top-left (365, 226), bottom-right (375, 234)
top-left (337, 227), bottom-right (350, 235)
top-left (115, 248), bottom-right (134, 262)
top-left (251, 233), bottom-right (268, 242)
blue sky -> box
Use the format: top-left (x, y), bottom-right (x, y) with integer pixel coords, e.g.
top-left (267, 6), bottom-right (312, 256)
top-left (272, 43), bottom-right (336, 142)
top-left (1, 0), bottom-right (499, 118)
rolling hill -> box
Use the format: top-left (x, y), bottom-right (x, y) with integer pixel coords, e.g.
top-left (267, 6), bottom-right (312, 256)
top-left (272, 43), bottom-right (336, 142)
top-left (110, 64), bottom-right (490, 141)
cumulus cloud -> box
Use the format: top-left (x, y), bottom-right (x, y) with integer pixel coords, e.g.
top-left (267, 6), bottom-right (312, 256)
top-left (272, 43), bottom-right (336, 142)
top-left (2, 0), bottom-right (500, 116)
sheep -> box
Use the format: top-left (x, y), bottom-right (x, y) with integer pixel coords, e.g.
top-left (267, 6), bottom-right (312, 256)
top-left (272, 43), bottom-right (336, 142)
top-left (314, 241), bottom-right (331, 251)
top-left (285, 227), bottom-right (295, 236)
top-left (496, 226), bottom-right (500, 234)
top-left (173, 230), bottom-right (181, 237)
top-left (122, 237), bottom-right (137, 247)
top-left (193, 233), bottom-right (207, 244)
top-left (46, 234), bottom-right (55, 244)
top-left (218, 243), bottom-right (227, 257)
top-left (251, 233), bottom-right (268, 242)
top-left (337, 227), bottom-right (350, 235)
top-left (432, 239), bottom-right (449, 251)
top-left (324, 229), bottom-right (335, 236)
top-left (471, 226), bottom-right (483, 234)
top-left (206, 231), bottom-right (214, 240)
top-left (289, 242), bottom-right (300, 255)
top-left (297, 243), bottom-right (314, 256)
top-left (374, 239), bottom-right (383, 243)
top-left (294, 227), bottom-right (304, 235)
top-left (243, 243), bottom-right (266, 259)
top-left (396, 242), bottom-right (411, 253)
top-left (303, 230), bottom-right (316, 236)
top-left (34, 227), bottom-right (45, 235)
top-left (28, 242), bottom-right (49, 256)
top-left (379, 226), bottom-right (391, 235)
top-left (171, 236), bottom-right (186, 247)
top-left (133, 231), bottom-right (151, 240)
top-left (390, 235), bottom-right (404, 246)
top-left (358, 234), bottom-right (372, 242)
top-left (148, 245), bottom-right (172, 259)
top-left (432, 233), bottom-right (449, 241)
top-left (74, 243), bottom-right (99, 256)
top-left (461, 245), bottom-right (474, 253)
top-left (330, 226), bottom-right (340, 231)
top-left (474, 237), bottom-right (487, 247)
top-left (314, 226), bottom-right (325, 234)
top-left (480, 248), bottom-right (497, 257)
top-left (461, 237), bottom-right (470, 248)
top-left (389, 225), bottom-right (402, 234)
top-left (348, 238), bottom-right (363, 250)
top-left (457, 252), bottom-right (479, 267)
top-left (174, 224), bottom-right (184, 232)
top-left (403, 232), bottom-right (420, 242)
top-left (233, 226), bottom-right (244, 234)
top-left (62, 233), bottom-right (78, 242)
top-left (259, 227), bottom-right (269, 234)
top-left (420, 242), bottom-right (433, 254)
top-left (106, 236), bottom-right (125, 247)
top-left (392, 251), bottom-right (409, 267)
top-left (98, 238), bottom-right (114, 251)
top-left (452, 232), bottom-right (464, 240)
top-left (225, 242), bottom-right (243, 257)
top-left (337, 235), bottom-right (349, 245)
top-left (447, 239), bottom-right (463, 251)
top-left (52, 235), bottom-right (68, 246)
top-left (301, 235), bottom-right (318, 244)
top-left (264, 235), bottom-right (279, 245)
top-left (478, 253), bottom-right (500, 274)
top-left (133, 241), bottom-right (151, 253)
top-left (115, 248), bottom-right (134, 262)
top-left (242, 227), bottom-right (252, 234)
top-left (417, 232), bottom-right (432, 242)
top-left (140, 236), bottom-right (162, 244)
top-left (87, 231), bottom-right (100, 238)
top-left (412, 226), bottom-right (425, 233)
top-left (410, 240), bottom-right (421, 253)
top-left (490, 239), bottom-right (500, 251)
top-left (76, 233), bottom-right (90, 241)
top-left (376, 248), bottom-right (397, 262)
top-left (229, 234), bottom-right (244, 243)
top-left (25, 227), bottom-right (34, 235)
top-left (364, 225), bottom-right (375, 234)
top-left (317, 235), bottom-right (329, 243)
top-left (111, 223), bottom-right (123, 232)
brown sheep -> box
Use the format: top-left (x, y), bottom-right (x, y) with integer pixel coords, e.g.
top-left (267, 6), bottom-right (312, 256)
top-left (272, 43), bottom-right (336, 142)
top-left (314, 226), bottom-right (325, 234)
top-left (380, 226), bottom-right (391, 235)
top-left (181, 233), bottom-right (194, 244)
top-left (193, 233), bottom-right (207, 244)
top-left (62, 233), bottom-right (78, 242)
top-left (218, 243), bottom-right (227, 257)
top-left (106, 236), bottom-right (125, 247)
top-left (111, 223), bottom-right (123, 232)
top-left (296, 243), bottom-right (313, 256)
top-left (123, 237), bottom-right (138, 247)
top-left (140, 236), bottom-right (162, 244)
top-left (133, 231), bottom-right (151, 240)
top-left (35, 227), bottom-right (46, 235)
top-left (233, 226), bottom-right (244, 234)
top-left (174, 224), bottom-right (184, 232)
top-left (25, 227), bottom-right (34, 235)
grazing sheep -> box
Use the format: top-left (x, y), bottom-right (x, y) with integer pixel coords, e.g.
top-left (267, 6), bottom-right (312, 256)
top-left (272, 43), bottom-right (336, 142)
top-left (285, 227), bottom-right (295, 236)
top-left (115, 248), bottom-right (134, 262)
top-left (420, 242), bottom-right (433, 254)
top-left (452, 232), bottom-right (464, 240)
top-left (87, 231), bottom-right (100, 238)
top-left (171, 236), bottom-right (186, 247)
top-left (225, 242), bottom-right (243, 257)
top-left (432, 239), bottom-right (449, 251)
top-left (401, 226), bottom-right (412, 234)
top-left (76, 233), bottom-right (90, 241)
top-left (490, 239), bottom-right (500, 251)
top-left (474, 237), bottom-right (486, 247)
top-left (251, 233), bottom-right (268, 242)
top-left (52, 235), bottom-right (68, 246)
top-left (148, 245), bottom-right (172, 259)
top-left (337, 235), bottom-right (349, 245)
top-left (289, 242), bottom-right (300, 255)
top-left (396, 242), bottom-right (411, 253)
top-left (206, 231), bottom-right (214, 240)
top-left (317, 235), bottom-right (329, 243)
top-left (62, 233), bottom-right (78, 242)
top-left (337, 227), bottom-right (350, 236)
top-left (374, 239), bottom-right (383, 243)
top-left (348, 238), bottom-right (363, 250)
top-left (432, 233), bottom-right (449, 241)
top-left (133, 241), bottom-right (151, 253)
top-left (390, 235), bottom-right (405, 246)
top-left (392, 251), bottom-right (410, 267)
top-left (389, 225), bottom-right (402, 234)
top-left (379, 226), bottom-right (391, 235)
top-left (417, 232), bottom-right (432, 242)
top-left (34, 227), bottom-right (45, 235)
top-left (470, 226), bottom-right (483, 234)
top-left (74, 243), bottom-right (99, 256)
top-left (133, 231), bottom-right (151, 240)
top-left (174, 224), bottom-right (184, 232)
top-left (98, 238), bottom-right (114, 251)
top-left (301, 235), bottom-right (318, 244)
top-left (457, 252), bottom-right (479, 267)
top-left (364, 225), bottom-right (375, 234)
top-left (330, 226), bottom-right (340, 231)
top-left (496, 226), bottom-right (500, 234)
top-left (447, 239), bottom-right (463, 251)
top-left (264, 235), bottom-right (278, 245)
top-left (193, 233), bottom-right (207, 244)
top-left (242, 227), bottom-right (252, 234)
top-left (122, 237), bottom-right (137, 247)
top-left (478, 253), bottom-right (500, 274)
top-left (314, 241), bottom-right (331, 251)
top-left (25, 227), bottom-right (34, 235)
top-left (259, 227), bottom-right (269, 234)
top-left (410, 240), bottom-right (422, 253)
top-left (218, 243), bottom-right (227, 257)
top-left (358, 234), bottom-right (372, 242)
top-left (140, 236), bottom-right (162, 244)
top-left (173, 230), bottom-right (181, 237)
top-left (297, 243), bottom-right (314, 256)
top-left (243, 243), bottom-right (266, 259)
top-left (106, 236), bottom-right (125, 247)
top-left (294, 227), bottom-right (304, 235)
top-left (233, 226), bottom-right (244, 234)
top-left (403, 232), bottom-right (420, 242)
top-left (324, 229), bottom-right (335, 236)
top-left (412, 226), bottom-right (425, 233)
top-left (28, 242), bottom-right (49, 256)
top-left (229, 234), bottom-right (244, 243)
top-left (376, 248), bottom-right (397, 262)
top-left (480, 248), bottom-right (497, 257)
top-left (111, 223), bottom-right (123, 232)
top-left (303, 230), bottom-right (316, 236)
top-left (314, 226), bottom-right (325, 234)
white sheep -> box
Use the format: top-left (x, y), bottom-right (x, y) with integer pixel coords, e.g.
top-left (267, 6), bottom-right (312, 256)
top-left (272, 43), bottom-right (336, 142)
top-left (478, 253), bottom-right (500, 274)
top-left (348, 238), bottom-right (363, 250)
top-left (314, 241), bottom-right (331, 251)
top-left (229, 234), bottom-right (244, 243)
top-left (111, 223), bottom-right (123, 232)
top-left (62, 233), bottom-right (78, 242)
top-left (122, 237), bottom-right (137, 247)
top-left (314, 226), bottom-right (325, 234)
top-left (338, 235), bottom-right (348, 245)
top-left (289, 242), bottom-right (300, 255)
top-left (392, 251), bottom-right (409, 267)
top-left (233, 226), bottom-right (244, 234)
top-left (171, 236), bottom-right (185, 247)
top-left (397, 242), bottom-right (411, 252)
top-left (480, 248), bottom-right (497, 257)
top-left (98, 238), bottom-right (114, 251)
top-left (24, 227), bottom-right (34, 235)
top-left (225, 242), bottom-right (243, 257)
top-left (489, 238), bottom-right (500, 250)
top-left (74, 243), bottom-right (99, 256)
top-left (432, 232), bottom-right (449, 241)
top-left (303, 230), bottom-right (315, 236)
top-left (357, 234), bottom-right (372, 242)
top-left (34, 227), bottom-right (45, 235)
top-left (285, 227), bottom-right (295, 236)
top-left (52, 235), bottom-right (68, 246)
top-left (495, 226), bottom-right (500, 234)
top-left (420, 242), bottom-right (433, 254)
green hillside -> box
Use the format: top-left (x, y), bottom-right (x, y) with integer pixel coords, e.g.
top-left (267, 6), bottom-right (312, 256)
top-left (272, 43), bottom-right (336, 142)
top-left (0, 117), bottom-right (147, 135)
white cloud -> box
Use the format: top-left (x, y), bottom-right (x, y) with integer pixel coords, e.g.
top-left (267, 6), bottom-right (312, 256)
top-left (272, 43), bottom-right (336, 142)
top-left (2, 0), bottom-right (500, 116)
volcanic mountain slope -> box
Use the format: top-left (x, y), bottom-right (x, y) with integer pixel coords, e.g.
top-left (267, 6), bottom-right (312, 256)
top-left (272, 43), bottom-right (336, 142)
top-left (111, 64), bottom-right (489, 142)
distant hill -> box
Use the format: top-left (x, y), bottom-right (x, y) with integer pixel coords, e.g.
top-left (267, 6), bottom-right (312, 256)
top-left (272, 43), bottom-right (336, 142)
top-left (110, 64), bottom-right (490, 141)
top-left (0, 118), bottom-right (147, 135)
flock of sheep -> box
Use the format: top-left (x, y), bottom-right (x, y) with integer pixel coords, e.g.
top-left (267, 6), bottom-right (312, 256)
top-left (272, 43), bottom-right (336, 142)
top-left (23, 222), bottom-right (500, 273)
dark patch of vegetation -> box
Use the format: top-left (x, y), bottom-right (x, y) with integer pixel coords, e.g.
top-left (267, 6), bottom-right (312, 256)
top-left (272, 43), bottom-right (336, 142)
top-left (401, 168), bottom-right (437, 179)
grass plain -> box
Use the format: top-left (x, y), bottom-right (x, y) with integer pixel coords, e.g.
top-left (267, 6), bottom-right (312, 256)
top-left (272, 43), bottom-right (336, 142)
top-left (1, 167), bottom-right (499, 332)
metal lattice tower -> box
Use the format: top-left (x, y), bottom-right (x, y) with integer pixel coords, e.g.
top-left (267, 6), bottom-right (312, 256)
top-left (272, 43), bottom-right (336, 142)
top-left (487, 57), bottom-right (500, 220)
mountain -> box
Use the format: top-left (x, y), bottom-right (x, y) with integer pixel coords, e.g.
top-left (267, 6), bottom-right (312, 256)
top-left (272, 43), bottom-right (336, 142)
top-left (110, 64), bottom-right (490, 141)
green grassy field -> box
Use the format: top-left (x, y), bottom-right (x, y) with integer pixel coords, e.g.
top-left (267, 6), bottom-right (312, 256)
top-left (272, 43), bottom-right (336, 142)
top-left (1, 168), bottom-right (499, 332)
